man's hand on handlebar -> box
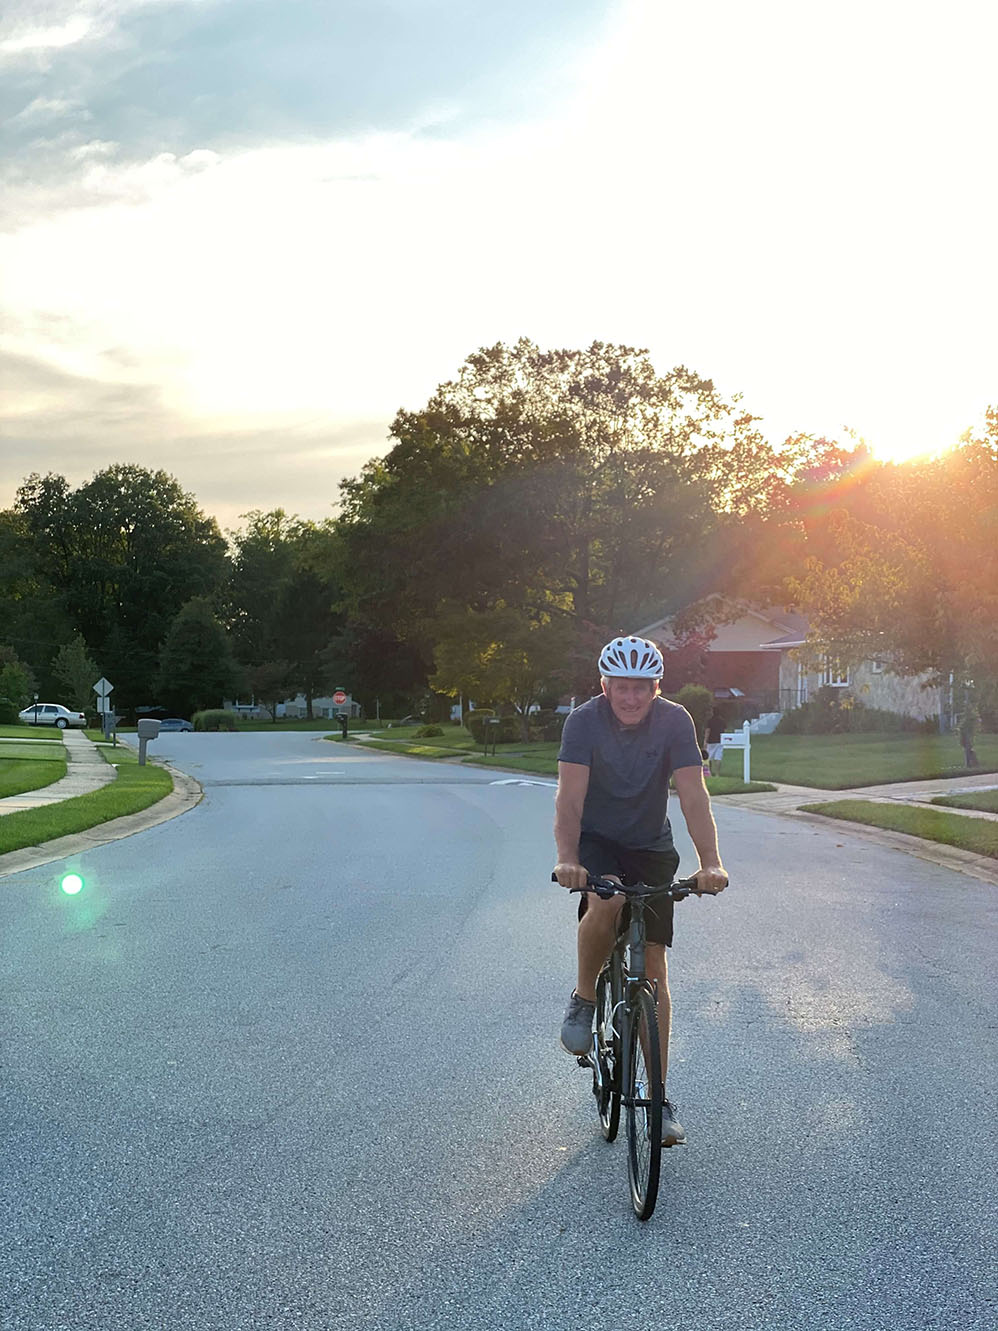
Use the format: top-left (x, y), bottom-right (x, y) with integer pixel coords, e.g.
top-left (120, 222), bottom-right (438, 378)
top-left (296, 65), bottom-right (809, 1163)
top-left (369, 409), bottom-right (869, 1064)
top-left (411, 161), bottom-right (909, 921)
top-left (552, 861), bottom-right (590, 891)
top-left (693, 865), bottom-right (728, 896)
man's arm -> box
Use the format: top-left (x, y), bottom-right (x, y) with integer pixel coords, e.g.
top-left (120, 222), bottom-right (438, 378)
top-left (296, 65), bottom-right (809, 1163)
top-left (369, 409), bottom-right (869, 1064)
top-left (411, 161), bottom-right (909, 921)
top-left (673, 765), bottom-right (728, 894)
top-left (553, 761), bottom-right (591, 889)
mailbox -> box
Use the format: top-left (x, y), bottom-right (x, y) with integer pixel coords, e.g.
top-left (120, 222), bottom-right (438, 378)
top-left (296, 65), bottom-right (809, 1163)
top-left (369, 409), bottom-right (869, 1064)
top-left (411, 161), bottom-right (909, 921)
top-left (136, 717), bottom-right (161, 766)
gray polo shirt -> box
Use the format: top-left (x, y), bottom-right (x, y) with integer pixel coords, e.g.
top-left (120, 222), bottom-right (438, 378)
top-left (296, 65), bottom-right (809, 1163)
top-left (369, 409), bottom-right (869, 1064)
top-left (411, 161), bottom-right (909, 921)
top-left (558, 694), bottom-right (703, 851)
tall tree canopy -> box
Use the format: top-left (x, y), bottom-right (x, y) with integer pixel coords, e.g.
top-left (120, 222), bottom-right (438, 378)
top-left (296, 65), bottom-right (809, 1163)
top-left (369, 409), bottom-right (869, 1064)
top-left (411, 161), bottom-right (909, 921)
top-left (14, 465), bottom-right (228, 709)
top-left (156, 597), bottom-right (242, 715)
top-left (335, 339), bottom-right (815, 701)
top-left (228, 510), bottom-right (341, 716)
top-left (783, 417), bottom-right (998, 710)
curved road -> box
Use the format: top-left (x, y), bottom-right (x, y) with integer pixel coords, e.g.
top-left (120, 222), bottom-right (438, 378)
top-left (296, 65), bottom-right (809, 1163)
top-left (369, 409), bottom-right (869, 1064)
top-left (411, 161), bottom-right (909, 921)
top-left (2, 732), bottom-right (995, 1329)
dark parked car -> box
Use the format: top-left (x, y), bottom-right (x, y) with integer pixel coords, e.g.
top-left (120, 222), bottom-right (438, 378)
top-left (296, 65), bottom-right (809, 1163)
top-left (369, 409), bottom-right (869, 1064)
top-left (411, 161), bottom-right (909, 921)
top-left (158, 718), bottom-right (193, 732)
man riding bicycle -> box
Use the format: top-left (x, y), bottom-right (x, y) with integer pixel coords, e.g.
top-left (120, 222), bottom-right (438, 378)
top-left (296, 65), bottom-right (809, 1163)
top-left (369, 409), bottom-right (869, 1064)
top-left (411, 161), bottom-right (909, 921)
top-left (552, 635), bottom-right (728, 1147)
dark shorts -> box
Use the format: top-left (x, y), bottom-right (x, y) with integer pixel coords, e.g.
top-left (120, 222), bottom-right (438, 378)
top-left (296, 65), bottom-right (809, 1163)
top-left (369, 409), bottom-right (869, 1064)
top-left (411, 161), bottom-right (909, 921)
top-left (577, 833), bottom-right (681, 947)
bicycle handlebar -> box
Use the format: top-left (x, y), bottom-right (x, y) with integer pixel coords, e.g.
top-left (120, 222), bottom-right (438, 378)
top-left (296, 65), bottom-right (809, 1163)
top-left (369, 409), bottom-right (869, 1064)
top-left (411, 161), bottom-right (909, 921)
top-left (550, 872), bottom-right (705, 900)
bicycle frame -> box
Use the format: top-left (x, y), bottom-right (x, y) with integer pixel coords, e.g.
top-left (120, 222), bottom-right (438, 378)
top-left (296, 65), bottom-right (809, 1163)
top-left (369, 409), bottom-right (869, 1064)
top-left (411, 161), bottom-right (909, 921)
top-left (556, 871), bottom-right (702, 1219)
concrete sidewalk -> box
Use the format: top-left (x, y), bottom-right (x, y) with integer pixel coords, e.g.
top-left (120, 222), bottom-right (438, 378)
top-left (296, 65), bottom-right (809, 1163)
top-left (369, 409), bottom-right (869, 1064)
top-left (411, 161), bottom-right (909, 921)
top-left (722, 769), bottom-right (998, 819)
top-left (720, 769), bottom-right (998, 886)
top-left (0, 729), bottom-right (117, 816)
top-left (0, 730), bottom-right (202, 878)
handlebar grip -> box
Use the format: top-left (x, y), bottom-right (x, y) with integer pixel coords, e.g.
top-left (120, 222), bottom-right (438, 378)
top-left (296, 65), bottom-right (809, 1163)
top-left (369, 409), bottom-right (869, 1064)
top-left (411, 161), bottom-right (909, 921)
top-left (551, 871), bottom-right (617, 898)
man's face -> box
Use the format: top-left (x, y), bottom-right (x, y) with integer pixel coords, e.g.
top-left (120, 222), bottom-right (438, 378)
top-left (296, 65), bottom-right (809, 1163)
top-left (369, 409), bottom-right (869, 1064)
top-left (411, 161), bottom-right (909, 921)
top-left (602, 676), bottom-right (659, 727)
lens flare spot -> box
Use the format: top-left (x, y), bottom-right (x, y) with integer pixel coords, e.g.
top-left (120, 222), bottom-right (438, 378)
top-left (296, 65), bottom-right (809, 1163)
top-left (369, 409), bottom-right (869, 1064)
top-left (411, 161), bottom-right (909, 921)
top-left (61, 873), bottom-right (84, 895)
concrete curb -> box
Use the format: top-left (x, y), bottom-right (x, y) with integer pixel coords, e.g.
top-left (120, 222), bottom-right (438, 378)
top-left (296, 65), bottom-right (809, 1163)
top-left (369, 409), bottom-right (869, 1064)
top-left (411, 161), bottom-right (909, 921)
top-left (723, 791), bottom-right (998, 887)
top-left (0, 764), bottom-right (203, 880)
top-left (789, 809), bottom-right (998, 887)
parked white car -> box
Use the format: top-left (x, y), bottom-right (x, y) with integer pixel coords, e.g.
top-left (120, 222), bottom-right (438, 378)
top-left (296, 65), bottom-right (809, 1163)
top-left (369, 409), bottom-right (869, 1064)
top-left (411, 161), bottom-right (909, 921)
top-left (18, 703), bottom-right (87, 729)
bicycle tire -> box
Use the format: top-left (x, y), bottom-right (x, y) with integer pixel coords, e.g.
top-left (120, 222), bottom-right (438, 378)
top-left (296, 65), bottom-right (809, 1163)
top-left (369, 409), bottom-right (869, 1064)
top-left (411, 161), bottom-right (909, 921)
top-left (624, 985), bottom-right (662, 1220)
top-left (594, 959), bottom-right (621, 1141)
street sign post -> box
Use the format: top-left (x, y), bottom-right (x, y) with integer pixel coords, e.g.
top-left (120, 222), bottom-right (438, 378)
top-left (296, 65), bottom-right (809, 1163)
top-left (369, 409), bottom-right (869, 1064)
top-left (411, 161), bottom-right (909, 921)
top-left (93, 677), bottom-right (114, 716)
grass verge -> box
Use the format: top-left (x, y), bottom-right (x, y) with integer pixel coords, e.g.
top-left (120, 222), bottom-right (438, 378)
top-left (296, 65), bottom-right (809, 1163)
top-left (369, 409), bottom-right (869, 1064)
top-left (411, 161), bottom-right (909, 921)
top-left (0, 747), bottom-right (173, 857)
top-left (798, 799), bottom-right (998, 859)
top-left (931, 789), bottom-right (998, 813)
top-left (0, 750), bottom-right (68, 798)
top-left (723, 731), bottom-right (998, 788)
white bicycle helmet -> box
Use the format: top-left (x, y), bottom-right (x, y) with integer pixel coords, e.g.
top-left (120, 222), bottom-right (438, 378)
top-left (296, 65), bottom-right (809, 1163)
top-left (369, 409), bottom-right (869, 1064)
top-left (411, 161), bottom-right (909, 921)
top-left (598, 636), bottom-right (664, 679)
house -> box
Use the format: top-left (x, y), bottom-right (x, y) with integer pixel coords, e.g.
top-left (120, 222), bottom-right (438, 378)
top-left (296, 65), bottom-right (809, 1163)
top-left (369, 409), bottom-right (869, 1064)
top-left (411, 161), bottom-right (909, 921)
top-left (278, 692), bottom-right (362, 720)
top-left (224, 692), bottom-right (362, 719)
top-left (636, 599), bottom-right (944, 725)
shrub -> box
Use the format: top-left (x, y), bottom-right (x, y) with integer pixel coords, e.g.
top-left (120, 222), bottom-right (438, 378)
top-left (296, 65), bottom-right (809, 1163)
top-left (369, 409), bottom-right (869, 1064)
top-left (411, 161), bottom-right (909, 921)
top-left (465, 711), bottom-right (495, 743)
top-left (672, 684), bottom-right (714, 739)
top-left (528, 709), bottom-right (567, 742)
top-left (415, 724), bottom-right (445, 738)
top-left (463, 708), bottom-right (494, 728)
top-left (193, 708), bottom-right (238, 732)
top-left (466, 712), bottom-right (520, 744)
top-left (776, 688), bottom-right (934, 735)
top-left (496, 715), bottom-right (523, 743)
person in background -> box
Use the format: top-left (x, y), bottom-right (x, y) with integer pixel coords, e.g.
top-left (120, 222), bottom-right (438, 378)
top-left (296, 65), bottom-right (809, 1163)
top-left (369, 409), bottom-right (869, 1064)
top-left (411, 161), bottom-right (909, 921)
top-left (705, 706), bottom-right (725, 776)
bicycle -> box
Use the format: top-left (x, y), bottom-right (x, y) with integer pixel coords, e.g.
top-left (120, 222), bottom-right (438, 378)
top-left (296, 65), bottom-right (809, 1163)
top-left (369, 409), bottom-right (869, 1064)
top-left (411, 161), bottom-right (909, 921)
top-left (552, 870), bottom-right (702, 1220)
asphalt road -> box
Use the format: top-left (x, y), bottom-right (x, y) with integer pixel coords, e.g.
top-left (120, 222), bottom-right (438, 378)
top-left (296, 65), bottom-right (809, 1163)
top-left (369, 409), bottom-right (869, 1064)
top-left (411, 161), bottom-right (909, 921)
top-left (2, 733), bottom-right (996, 1330)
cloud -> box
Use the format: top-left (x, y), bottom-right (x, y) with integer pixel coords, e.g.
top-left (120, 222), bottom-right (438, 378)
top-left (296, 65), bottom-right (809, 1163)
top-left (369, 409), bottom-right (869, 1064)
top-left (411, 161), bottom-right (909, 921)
top-left (1, 0), bottom-right (996, 510)
top-left (0, 347), bottom-right (389, 529)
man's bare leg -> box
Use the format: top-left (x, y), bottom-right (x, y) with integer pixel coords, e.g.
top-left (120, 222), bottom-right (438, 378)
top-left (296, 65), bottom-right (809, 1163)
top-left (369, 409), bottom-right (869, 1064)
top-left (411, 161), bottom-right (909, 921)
top-left (574, 889), bottom-right (624, 1001)
top-left (645, 942), bottom-right (671, 1092)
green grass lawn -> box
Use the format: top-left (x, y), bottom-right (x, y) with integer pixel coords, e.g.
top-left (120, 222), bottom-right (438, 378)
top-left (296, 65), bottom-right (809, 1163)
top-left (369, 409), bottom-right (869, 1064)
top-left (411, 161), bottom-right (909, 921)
top-left (799, 799), bottom-right (998, 859)
top-left (931, 789), bottom-right (998, 813)
top-left (0, 738), bottom-right (64, 759)
top-left (0, 736), bottom-right (67, 798)
top-left (0, 755), bottom-right (69, 798)
top-left (722, 731), bottom-right (998, 788)
top-left (0, 744), bottom-right (173, 857)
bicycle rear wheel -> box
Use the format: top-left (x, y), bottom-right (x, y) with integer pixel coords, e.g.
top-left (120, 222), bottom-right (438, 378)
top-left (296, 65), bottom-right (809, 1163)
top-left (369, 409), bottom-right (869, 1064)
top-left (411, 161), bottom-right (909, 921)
top-left (594, 958), bottom-right (621, 1141)
top-left (624, 986), bottom-right (662, 1220)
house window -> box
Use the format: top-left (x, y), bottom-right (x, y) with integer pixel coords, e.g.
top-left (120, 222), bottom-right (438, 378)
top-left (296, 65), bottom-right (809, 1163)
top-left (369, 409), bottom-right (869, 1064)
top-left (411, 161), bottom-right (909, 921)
top-left (823, 658), bottom-right (850, 687)
top-left (871, 659), bottom-right (884, 674)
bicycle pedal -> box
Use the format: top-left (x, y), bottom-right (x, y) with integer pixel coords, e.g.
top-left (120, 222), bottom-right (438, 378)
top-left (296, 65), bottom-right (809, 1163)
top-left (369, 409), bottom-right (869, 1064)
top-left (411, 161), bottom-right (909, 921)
top-left (576, 1054), bottom-right (594, 1069)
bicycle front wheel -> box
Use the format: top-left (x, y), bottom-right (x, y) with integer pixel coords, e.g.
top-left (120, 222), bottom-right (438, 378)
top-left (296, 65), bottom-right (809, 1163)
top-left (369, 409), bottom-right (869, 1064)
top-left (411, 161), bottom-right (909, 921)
top-left (594, 959), bottom-right (621, 1141)
top-left (624, 986), bottom-right (662, 1220)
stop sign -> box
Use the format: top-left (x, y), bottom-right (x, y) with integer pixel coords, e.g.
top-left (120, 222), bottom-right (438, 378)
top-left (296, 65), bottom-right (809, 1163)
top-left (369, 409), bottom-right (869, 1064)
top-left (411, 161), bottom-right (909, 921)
top-left (333, 689), bottom-right (347, 705)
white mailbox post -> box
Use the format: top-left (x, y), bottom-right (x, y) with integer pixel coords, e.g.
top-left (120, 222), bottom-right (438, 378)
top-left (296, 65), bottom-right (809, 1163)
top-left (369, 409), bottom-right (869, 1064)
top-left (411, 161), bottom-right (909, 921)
top-left (720, 721), bottom-right (752, 782)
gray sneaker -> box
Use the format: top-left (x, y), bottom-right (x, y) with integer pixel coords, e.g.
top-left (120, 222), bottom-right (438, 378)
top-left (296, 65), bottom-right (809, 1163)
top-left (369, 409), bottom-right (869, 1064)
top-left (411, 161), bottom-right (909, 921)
top-left (662, 1098), bottom-right (686, 1147)
top-left (560, 991), bottom-right (596, 1055)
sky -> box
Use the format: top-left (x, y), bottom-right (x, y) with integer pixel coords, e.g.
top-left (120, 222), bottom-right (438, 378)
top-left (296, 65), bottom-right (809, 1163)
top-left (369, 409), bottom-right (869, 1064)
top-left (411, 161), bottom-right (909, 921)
top-left (2, 0), bottom-right (996, 532)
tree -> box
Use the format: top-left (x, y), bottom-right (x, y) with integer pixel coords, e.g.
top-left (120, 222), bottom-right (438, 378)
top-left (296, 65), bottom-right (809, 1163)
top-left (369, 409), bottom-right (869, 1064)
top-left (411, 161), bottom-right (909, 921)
top-left (0, 645), bottom-right (36, 723)
top-left (247, 660), bottom-right (297, 722)
top-left (335, 340), bottom-right (827, 700)
top-left (51, 635), bottom-right (100, 715)
top-left (15, 465), bottom-right (229, 712)
top-left (156, 598), bottom-right (243, 715)
top-left (228, 512), bottom-right (341, 717)
top-left (320, 624), bottom-right (430, 719)
top-left (227, 509), bottom-right (298, 666)
top-left (783, 421), bottom-right (998, 754)
top-left (430, 603), bottom-right (567, 738)
top-left (0, 507), bottom-right (76, 695)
